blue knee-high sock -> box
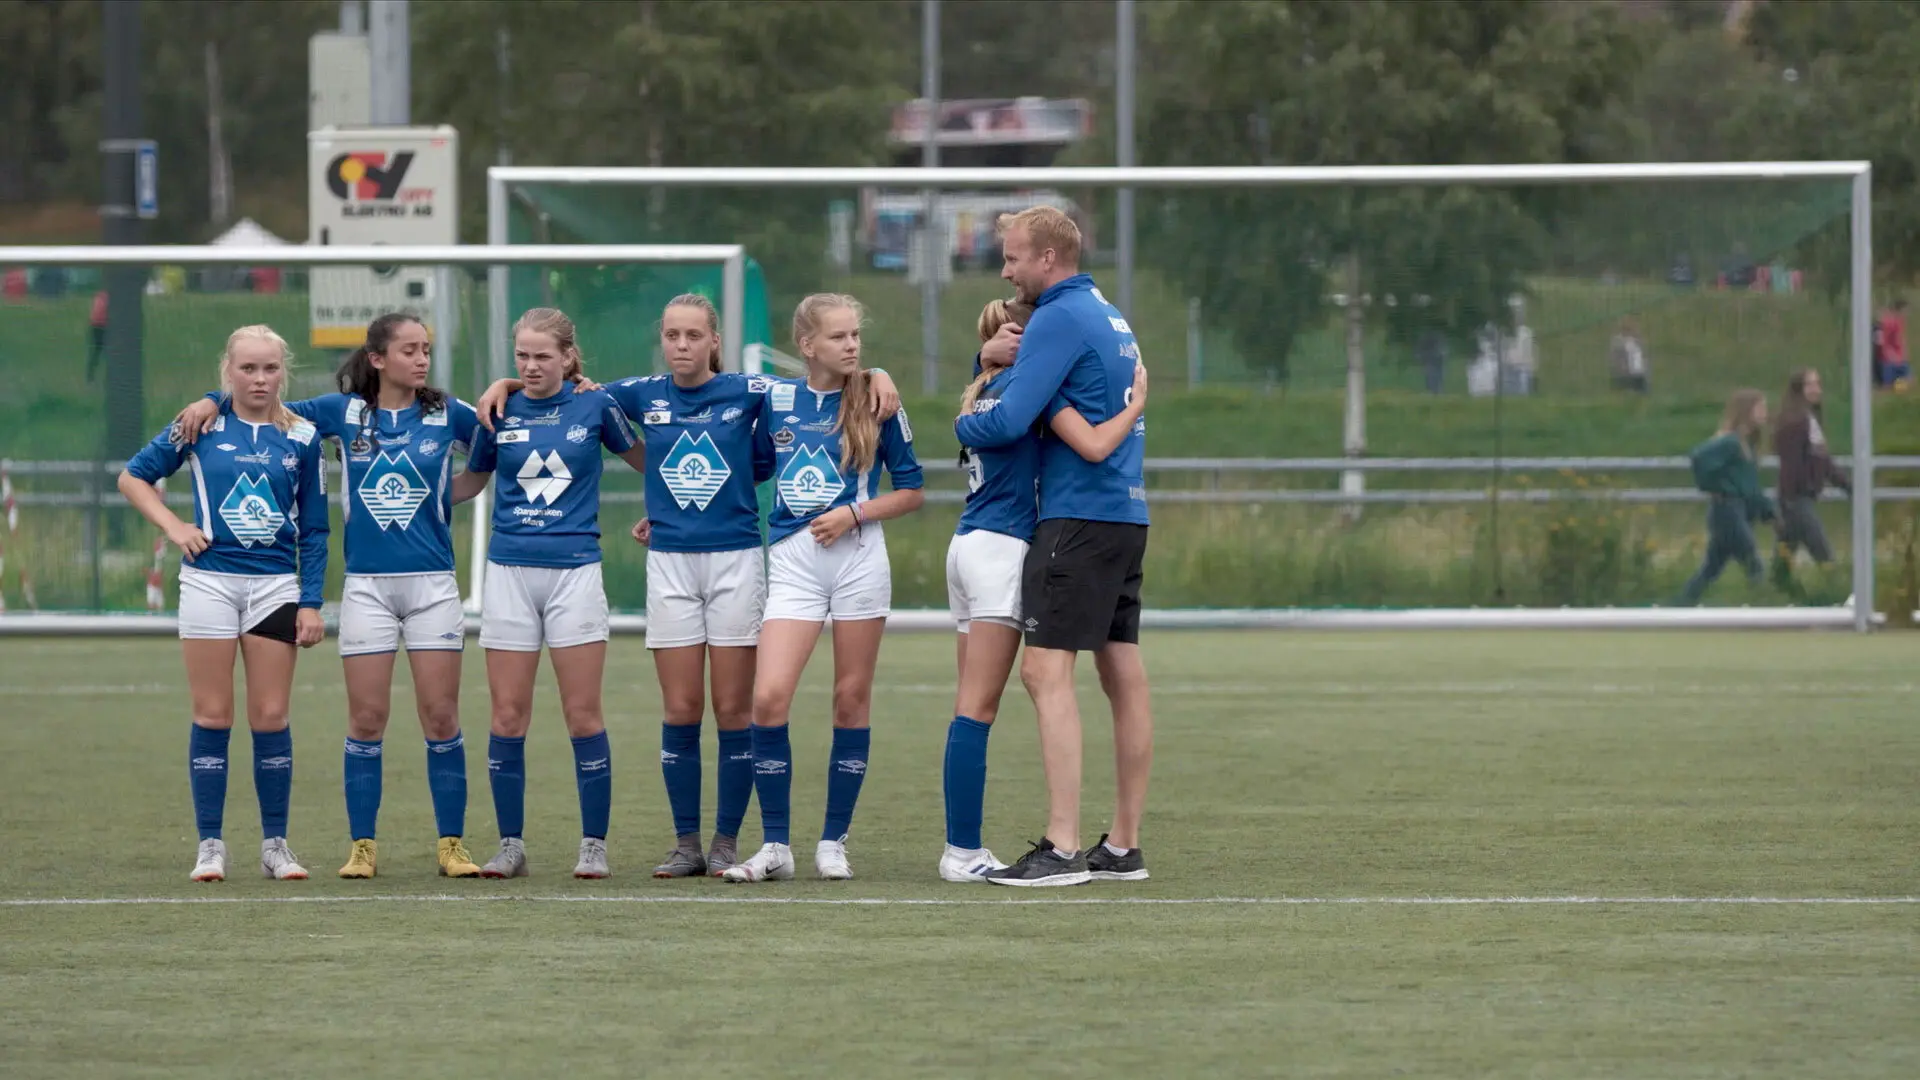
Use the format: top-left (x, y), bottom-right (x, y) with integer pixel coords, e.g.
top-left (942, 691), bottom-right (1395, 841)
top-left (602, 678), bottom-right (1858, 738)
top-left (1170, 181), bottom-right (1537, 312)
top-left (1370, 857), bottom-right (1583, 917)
top-left (660, 723), bottom-right (702, 838)
top-left (943, 716), bottom-right (993, 849)
top-left (425, 733), bottom-right (467, 838)
top-left (749, 724), bottom-right (791, 846)
top-left (342, 737), bottom-right (383, 841)
top-left (188, 724), bottom-right (231, 841)
top-left (822, 727), bottom-right (872, 843)
top-left (488, 734), bottom-right (526, 840)
top-left (715, 727), bottom-right (754, 839)
top-left (572, 731), bottom-right (612, 840)
top-left (252, 727), bottom-right (294, 840)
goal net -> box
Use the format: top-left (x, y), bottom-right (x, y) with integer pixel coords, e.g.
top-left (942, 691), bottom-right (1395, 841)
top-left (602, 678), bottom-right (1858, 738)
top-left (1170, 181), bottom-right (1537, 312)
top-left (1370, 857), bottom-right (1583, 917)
top-left (0, 245), bottom-right (743, 621)
top-left (491, 165), bottom-right (1878, 627)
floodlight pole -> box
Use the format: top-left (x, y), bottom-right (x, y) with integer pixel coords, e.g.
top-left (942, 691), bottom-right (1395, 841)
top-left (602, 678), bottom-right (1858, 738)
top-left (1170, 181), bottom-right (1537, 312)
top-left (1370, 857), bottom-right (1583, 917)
top-left (919, 0), bottom-right (943, 395)
top-left (1115, 0), bottom-right (1137, 316)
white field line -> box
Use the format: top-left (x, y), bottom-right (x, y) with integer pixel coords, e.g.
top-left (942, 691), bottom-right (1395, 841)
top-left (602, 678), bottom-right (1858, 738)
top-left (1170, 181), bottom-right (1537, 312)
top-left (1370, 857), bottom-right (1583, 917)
top-left (9, 682), bottom-right (1918, 698)
top-left (1, 894), bottom-right (1914, 909)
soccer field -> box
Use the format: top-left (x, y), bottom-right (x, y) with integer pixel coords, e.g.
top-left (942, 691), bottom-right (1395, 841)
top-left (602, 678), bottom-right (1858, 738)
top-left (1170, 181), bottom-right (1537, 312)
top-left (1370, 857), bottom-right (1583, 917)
top-left (1, 630), bottom-right (1915, 1078)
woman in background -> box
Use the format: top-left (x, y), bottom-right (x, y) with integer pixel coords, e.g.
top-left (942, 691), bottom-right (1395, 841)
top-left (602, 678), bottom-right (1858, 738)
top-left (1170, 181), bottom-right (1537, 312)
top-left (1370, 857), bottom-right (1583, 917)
top-left (1678, 389), bottom-right (1774, 605)
top-left (1770, 368), bottom-right (1850, 597)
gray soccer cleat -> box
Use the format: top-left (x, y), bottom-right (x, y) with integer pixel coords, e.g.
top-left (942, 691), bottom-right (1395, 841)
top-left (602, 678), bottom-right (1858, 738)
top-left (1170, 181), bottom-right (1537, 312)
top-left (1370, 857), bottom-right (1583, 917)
top-left (480, 837), bottom-right (529, 879)
top-left (652, 834), bottom-right (708, 878)
top-left (573, 837), bottom-right (610, 879)
top-left (705, 833), bottom-right (739, 878)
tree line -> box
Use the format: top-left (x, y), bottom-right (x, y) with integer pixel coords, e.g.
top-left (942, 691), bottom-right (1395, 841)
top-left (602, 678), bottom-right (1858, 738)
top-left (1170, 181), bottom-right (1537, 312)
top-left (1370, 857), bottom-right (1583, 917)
top-left (2, 0), bottom-right (1915, 375)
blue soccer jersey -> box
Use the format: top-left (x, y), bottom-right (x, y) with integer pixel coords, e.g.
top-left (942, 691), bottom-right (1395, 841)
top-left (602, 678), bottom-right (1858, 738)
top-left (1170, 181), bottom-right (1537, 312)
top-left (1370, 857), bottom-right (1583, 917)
top-left (125, 402), bottom-right (330, 607)
top-left (212, 392), bottom-right (479, 576)
top-left (763, 377), bottom-right (923, 546)
top-left (606, 372), bottom-right (776, 555)
top-left (466, 387), bottom-right (637, 568)
top-left (952, 274), bottom-right (1148, 526)
top-left (957, 367), bottom-right (1041, 543)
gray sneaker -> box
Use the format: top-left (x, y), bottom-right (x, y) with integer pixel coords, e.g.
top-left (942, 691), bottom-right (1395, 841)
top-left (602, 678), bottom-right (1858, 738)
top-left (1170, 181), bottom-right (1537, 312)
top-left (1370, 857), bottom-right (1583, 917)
top-left (652, 834), bottom-right (708, 878)
top-left (480, 837), bottom-right (528, 879)
top-left (573, 837), bottom-right (610, 879)
top-left (706, 833), bottom-right (739, 878)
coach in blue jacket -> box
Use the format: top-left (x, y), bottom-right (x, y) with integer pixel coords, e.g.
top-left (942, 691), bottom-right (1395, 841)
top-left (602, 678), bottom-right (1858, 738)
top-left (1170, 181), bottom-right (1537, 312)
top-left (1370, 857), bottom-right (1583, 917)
top-left (953, 206), bottom-right (1154, 888)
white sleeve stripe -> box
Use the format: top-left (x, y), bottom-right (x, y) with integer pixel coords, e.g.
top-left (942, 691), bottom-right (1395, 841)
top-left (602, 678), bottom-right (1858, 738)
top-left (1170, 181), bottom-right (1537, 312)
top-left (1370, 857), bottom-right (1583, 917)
top-left (188, 453), bottom-right (211, 534)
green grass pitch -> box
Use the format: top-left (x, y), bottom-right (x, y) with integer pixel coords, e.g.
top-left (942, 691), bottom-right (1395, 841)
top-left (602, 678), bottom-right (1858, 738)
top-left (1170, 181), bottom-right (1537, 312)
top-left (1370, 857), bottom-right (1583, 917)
top-left (1, 630), bottom-right (1915, 1078)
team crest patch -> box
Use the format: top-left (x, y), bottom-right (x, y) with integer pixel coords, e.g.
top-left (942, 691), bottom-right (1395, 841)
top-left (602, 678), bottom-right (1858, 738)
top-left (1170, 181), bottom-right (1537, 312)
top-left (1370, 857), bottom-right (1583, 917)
top-left (566, 424), bottom-right (591, 444)
top-left (358, 451), bottom-right (430, 530)
top-left (660, 431), bottom-right (732, 511)
top-left (218, 473), bottom-right (284, 547)
top-left (776, 445), bottom-right (843, 514)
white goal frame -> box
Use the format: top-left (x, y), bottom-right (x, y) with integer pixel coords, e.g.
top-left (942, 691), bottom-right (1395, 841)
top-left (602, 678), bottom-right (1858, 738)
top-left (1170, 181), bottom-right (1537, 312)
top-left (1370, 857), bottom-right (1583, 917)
top-left (489, 162), bottom-right (1877, 632)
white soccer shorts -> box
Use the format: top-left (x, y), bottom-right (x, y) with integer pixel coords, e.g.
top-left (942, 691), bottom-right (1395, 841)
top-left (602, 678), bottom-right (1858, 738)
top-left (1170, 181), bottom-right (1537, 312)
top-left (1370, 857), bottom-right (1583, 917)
top-left (645, 547), bottom-right (766, 650)
top-left (763, 525), bottom-right (892, 623)
top-left (338, 572), bottom-right (465, 657)
top-left (479, 562), bottom-right (610, 652)
top-left (945, 529), bottom-right (1027, 634)
top-left (176, 567), bottom-right (300, 640)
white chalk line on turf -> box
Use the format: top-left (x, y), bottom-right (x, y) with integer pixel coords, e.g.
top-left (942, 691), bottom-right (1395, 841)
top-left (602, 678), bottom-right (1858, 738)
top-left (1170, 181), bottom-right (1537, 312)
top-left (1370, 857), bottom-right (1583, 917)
top-left (2, 895), bottom-right (1915, 908)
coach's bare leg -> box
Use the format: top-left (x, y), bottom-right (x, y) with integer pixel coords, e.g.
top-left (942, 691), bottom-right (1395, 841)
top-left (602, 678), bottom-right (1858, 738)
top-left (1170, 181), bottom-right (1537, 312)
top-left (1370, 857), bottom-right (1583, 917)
top-left (484, 649), bottom-right (539, 739)
top-left (343, 653), bottom-right (397, 742)
top-left (183, 638), bottom-right (239, 732)
top-left (1020, 645), bottom-right (1082, 853)
top-left (239, 635), bottom-right (297, 734)
top-left (1095, 641), bottom-right (1153, 850)
top-left (406, 650), bottom-right (463, 742)
top-left (549, 642), bottom-right (608, 738)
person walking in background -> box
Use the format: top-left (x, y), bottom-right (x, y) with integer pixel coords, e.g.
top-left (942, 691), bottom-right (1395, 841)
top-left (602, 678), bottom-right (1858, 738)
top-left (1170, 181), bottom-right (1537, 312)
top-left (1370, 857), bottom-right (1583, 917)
top-left (1875, 299), bottom-right (1908, 390)
top-left (1678, 389), bottom-right (1774, 605)
top-left (1609, 318), bottom-right (1649, 394)
top-left (1770, 369), bottom-right (1850, 597)
top-left (86, 290), bottom-right (107, 381)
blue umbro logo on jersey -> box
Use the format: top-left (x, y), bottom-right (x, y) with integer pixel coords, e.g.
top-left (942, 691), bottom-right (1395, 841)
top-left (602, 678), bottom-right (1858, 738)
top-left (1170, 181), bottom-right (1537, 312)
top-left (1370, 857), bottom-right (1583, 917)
top-left (660, 431), bottom-right (732, 511)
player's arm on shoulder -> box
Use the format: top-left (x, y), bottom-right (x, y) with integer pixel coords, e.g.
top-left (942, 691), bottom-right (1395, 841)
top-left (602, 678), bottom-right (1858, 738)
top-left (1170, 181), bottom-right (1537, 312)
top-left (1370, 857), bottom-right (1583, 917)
top-left (294, 439), bottom-right (331, 611)
top-left (464, 422), bottom-right (498, 475)
top-left (171, 393), bottom-right (226, 442)
top-left (954, 310), bottom-right (1074, 448)
top-left (1049, 362), bottom-right (1146, 463)
top-left (751, 391), bottom-right (778, 483)
top-left (597, 390), bottom-right (639, 455)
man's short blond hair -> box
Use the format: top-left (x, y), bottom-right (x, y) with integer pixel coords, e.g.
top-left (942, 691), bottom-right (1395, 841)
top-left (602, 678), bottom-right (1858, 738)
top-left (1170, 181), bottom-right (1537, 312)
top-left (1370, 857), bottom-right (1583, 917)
top-left (998, 206), bottom-right (1081, 267)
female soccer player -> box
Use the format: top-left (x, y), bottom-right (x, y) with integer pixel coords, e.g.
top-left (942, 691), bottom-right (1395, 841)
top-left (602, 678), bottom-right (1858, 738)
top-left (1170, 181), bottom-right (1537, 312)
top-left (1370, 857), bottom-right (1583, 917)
top-left (1678, 388), bottom-right (1775, 605)
top-left (466, 307), bottom-right (648, 879)
top-left (170, 313), bottom-right (490, 879)
top-left (476, 296), bottom-right (901, 879)
top-left (940, 298), bottom-right (1149, 882)
top-left (723, 294), bottom-right (925, 883)
top-left (118, 325), bottom-right (329, 882)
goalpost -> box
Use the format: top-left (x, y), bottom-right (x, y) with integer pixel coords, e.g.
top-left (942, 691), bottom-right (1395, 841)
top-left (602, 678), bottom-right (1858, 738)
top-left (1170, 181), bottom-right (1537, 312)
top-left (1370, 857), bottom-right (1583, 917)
top-left (489, 162), bottom-right (1878, 632)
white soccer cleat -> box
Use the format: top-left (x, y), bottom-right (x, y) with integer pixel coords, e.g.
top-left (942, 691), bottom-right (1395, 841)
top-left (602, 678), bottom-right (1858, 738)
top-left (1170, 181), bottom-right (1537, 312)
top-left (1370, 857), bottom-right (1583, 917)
top-left (721, 842), bottom-right (795, 883)
top-left (190, 838), bottom-right (227, 882)
top-left (573, 837), bottom-right (610, 879)
top-left (815, 838), bottom-right (855, 880)
top-left (259, 837), bottom-right (309, 881)
top-left (938, 845), bottom-right (1007, 883)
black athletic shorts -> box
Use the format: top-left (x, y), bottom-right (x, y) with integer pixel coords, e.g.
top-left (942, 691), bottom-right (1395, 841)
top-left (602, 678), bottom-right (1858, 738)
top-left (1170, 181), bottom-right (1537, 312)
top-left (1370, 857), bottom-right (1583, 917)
top-left (1021, 519), bottom-right (1149, 652)
top-left (247, 602), bottom-right (300, 646)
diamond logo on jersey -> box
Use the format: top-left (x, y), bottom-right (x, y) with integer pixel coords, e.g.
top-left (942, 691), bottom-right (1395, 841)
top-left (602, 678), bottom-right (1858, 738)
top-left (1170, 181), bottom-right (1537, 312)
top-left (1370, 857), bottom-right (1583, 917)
top-left (660, 431), bottom-right (731, 511)
top-left (776, 445), bottom-right (843, 514)
top-left (358, 451), bottom-right (430, 530)
top-left (218, 473), bottom-right (284, 547)
top-left (516, 450), bottom-right (573, 505)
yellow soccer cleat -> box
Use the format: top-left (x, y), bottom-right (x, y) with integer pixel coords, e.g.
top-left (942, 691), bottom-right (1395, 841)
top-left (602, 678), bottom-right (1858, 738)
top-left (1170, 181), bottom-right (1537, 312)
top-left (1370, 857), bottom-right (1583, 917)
top-left (338, 838), bottom-right (378, 879)
top-left (438, 836), bottom-right (482, 878)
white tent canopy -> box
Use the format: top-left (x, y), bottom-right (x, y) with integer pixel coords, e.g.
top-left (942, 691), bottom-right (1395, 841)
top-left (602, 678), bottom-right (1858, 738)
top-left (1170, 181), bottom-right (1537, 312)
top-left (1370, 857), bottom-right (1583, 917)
top-left (207, 217), bottom-right (292, 247)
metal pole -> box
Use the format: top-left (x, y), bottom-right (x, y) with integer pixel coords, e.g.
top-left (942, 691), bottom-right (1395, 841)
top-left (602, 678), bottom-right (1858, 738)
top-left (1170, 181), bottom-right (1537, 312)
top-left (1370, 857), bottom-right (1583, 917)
top-left (1116, 0), bottom-right (1136, 316)
top-left (340, 0), bottom-right (364, 34)
top-left (919, 0), bottom-right (941, 396)
top-left (101, 0), bottom-right (145, 464)
top-left (722, 252), bottom-right (745, 374)
top-left (476, 171), bottom-right (509, 614)
top-left (368, 0), bottom-right (410, 125)
top-left (1185, 297), bottom-right (1201, 389)
top-left (1850, 169), bottom-right (1874, 631)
